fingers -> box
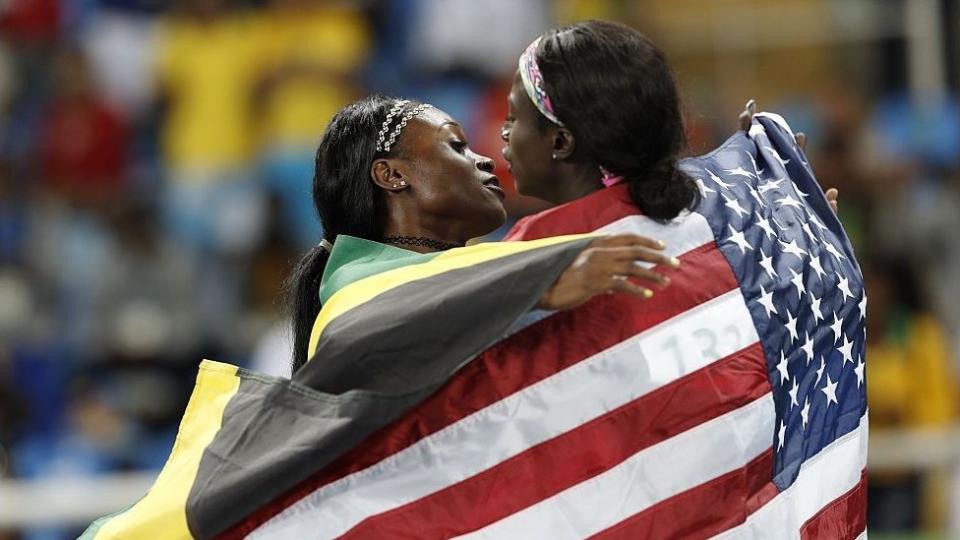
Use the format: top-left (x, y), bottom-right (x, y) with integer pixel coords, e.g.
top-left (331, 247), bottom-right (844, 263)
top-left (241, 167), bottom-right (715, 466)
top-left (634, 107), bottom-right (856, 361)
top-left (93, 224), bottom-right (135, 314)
top-left (602, 245), bottom-right (679, 268)
top-left (584, 249), bottom-right (674, 290)
top-left (615, 260), bottom-right (671, 287)
top-left (605, 277), bottom-right (654, 299)
top-left (739, 99), bottom-right (757, 131)
top-left (795, 132), bottom-right (807, 150)
top-left (542, 235), bottom-right (682, 311)
top-left (590, 235), bottom-right (680, 267)
top-left (825, 187), bottom-right (839, 213)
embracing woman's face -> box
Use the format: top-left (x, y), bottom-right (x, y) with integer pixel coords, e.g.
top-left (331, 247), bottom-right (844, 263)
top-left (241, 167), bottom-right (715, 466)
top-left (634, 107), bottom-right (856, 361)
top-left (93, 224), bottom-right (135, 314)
top-left (398, 107), bottom-right (507, 239)
top-left (500, 70), bottom-right (557, 200)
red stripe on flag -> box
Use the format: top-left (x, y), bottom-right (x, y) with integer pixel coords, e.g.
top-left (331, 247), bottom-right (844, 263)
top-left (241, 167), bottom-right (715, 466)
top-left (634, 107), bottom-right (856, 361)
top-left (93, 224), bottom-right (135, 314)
top-left (800, 470), bottom-right (867, 540)
top-left (590, 449), bottom-right (776, 540)
top-left (505, 184), bottom-right (637, 241)
top-left (341, 343), bottom-right (771, 539)
top-left (221, 242), bottom-right (735, 539)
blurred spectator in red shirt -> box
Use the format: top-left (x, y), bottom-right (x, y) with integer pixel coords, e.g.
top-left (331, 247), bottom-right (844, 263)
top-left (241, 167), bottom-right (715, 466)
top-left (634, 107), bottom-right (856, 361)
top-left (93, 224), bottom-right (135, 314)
top-left (38, 47), bottom-right (127, 206)
top-left (0, 0), bottom-right (60, 44)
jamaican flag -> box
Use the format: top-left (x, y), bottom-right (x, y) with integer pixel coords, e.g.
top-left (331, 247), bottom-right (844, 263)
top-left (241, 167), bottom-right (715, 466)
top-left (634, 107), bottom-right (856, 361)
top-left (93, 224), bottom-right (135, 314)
top-left (82, 234), bottom-right (593, 539)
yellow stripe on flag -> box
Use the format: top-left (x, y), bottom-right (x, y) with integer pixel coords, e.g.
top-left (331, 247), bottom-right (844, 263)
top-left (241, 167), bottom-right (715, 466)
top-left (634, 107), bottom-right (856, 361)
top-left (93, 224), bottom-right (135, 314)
top-left (93, 361), bottom-right (241, 540)
top-left (307, 235), bottom-right (592, 359)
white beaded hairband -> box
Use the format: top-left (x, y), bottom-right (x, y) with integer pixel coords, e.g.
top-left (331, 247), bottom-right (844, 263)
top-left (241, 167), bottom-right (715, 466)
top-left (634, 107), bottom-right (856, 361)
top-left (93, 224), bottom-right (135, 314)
top-left (376, 100), bottom-right (431, 153)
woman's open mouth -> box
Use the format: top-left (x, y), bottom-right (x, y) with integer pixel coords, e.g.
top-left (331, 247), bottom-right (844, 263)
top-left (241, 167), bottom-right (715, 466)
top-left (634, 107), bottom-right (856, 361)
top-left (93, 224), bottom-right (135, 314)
top-left (482, 176), bottom-right (506, 199)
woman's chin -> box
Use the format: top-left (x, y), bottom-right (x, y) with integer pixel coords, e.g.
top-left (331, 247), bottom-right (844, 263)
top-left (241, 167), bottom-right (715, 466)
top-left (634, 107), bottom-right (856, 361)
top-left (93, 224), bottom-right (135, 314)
top-left (471, 207), bottom-right (508, 241)
top-left (512, 174), bottom-right (538, 199)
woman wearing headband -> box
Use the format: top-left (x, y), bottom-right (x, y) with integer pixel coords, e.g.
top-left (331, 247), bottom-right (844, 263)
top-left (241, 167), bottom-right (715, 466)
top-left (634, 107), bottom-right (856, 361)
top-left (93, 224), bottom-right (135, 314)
top-left (286, 95), bottom-right (679, 372)
top-left (501, 20), bottom-right (837, 230)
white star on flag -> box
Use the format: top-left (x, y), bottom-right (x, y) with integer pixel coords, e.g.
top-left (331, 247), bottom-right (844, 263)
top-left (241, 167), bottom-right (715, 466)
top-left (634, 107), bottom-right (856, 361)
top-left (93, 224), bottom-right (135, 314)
top-left (801, 333), bottom-right (814, 364)
top-left (775, 194), bottom-right (804, 210)
top-left (696, 178), bottom-right (716, 195)
top-left (858, 295), bottom-right (867, 320)
top-left (748, 187), bottom-right (766, 208)
top-left (822, 374), bottom-right (839, 406)
top-left (726, 224), bottom-right (753, 253)
top-left (839, 336), bottom-right (854, 365)
top-left (778, 420), bottom-right (787, 451)
top-left (855, 359), bottom-right (865, 387)
top-left (757, 285), bottom-right (778, 317)
top-left (788, 378), bottom-right (799, 408)
top-left (815, 357), bottom-right (826, 383)
top-left (758, 178), bottom-right (784, 194)
top-left (724, 166), bottom-right (757, 179)
top-left (776, 351), bottom-right (789, 383)
top-left (829, 311), bottom-right (844, 344)
top-left (838, 275), bottom-right (855, 302)
top-left (708, 170), bottom-right (733, 189)
top-left (755, 215), bottom-right (778, 240)
top-left (785, 311), bottom-right (799, 343)
top-left (824, 241), bottom-right (846, 263)
top-left (809, 255), bottom-right (826, 280)
top-left (801, 398), bottom-right (811, 429)
top-left (779, 238), bottom-right (808, 259)
top-left (723, 194), bottom-right (749, 218)
top-left (759, 249), bottom-right (777, 280)
top-left (810, 291), bottom-right (825, 323)
top-left (801, 221), bottom-right (819, 244)
top-left (788, 267), bottom-right (806, 299)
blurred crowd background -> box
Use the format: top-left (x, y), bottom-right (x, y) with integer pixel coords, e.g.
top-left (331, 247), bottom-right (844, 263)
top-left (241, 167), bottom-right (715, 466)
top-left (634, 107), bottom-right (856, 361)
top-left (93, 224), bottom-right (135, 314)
top-left (0, 0), bottom-right (957, 538)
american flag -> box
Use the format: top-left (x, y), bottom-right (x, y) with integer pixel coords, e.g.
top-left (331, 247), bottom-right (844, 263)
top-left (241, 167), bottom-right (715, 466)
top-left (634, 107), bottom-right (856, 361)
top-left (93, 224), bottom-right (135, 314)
top-left (229, 113), bottom-right (867, 539)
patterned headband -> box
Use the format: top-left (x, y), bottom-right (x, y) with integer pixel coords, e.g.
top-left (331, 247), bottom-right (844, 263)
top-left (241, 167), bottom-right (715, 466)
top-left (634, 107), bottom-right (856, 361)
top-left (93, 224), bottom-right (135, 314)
top-left (519, 37), bottom-right (564, 127)
top-left (376, 100), bottom-right (432, 153)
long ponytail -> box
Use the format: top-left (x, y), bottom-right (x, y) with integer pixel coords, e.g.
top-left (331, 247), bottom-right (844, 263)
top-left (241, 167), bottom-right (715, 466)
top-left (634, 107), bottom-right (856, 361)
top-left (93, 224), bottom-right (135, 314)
top-left (285, 245), bottom-right (330, 373)
top-left (624, 157), bottom-right (699, 220)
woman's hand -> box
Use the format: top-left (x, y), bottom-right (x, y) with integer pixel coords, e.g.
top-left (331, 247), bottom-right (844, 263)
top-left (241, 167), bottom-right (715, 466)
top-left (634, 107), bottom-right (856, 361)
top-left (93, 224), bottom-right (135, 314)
top-left (538, 234), bottom-right (680, 311)
top-left (825, 187), bottom-right (839, 213)
top-left (739, 99), bottom-right (808, 150)
top-left (739, 99), bottom-right (840, 215)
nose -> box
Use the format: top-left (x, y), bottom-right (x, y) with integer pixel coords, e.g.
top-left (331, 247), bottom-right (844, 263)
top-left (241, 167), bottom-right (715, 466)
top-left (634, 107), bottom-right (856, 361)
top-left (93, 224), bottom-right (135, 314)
top-left (476, 153), bottom-right (495, 173)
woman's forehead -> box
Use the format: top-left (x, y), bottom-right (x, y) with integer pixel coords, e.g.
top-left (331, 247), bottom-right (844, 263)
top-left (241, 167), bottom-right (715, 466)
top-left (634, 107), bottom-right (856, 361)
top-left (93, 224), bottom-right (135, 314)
top-left (399, 106), bottom-right (462, 149)
top-left (509, 70), bottom-right (524, 100)
top-left (417, 106), bottom-right (458, 130)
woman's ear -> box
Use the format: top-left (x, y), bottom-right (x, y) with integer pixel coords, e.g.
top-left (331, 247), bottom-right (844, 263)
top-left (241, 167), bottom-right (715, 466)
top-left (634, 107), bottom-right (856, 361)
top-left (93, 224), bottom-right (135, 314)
top-left (370, 158), bottom-right (410, 192)
top-left (552, 127), bottom-right (576, 160)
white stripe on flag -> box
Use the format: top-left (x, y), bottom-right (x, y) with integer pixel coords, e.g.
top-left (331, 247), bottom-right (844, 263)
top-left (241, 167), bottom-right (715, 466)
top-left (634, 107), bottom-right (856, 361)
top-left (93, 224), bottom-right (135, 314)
top-left (597, 212), bottom-right (714, 268)
top-left (251, 288), bottom-right (759, 539)
top-left (710, 413), bottom-right (869, 540)
top-left (456, 393), bottom-right (775, 539)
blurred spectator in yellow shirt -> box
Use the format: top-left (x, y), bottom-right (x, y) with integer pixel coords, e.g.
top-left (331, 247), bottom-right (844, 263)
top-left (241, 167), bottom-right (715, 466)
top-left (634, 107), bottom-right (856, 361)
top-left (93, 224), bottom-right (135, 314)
top-left (254, 0), bottom-right (371, 248)
top-left (154, 0), bottom-right (268, 347)
top-left (865, 258), bottom-right (958, 531)
top-left (154, 0), bottom-right (265, 256)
